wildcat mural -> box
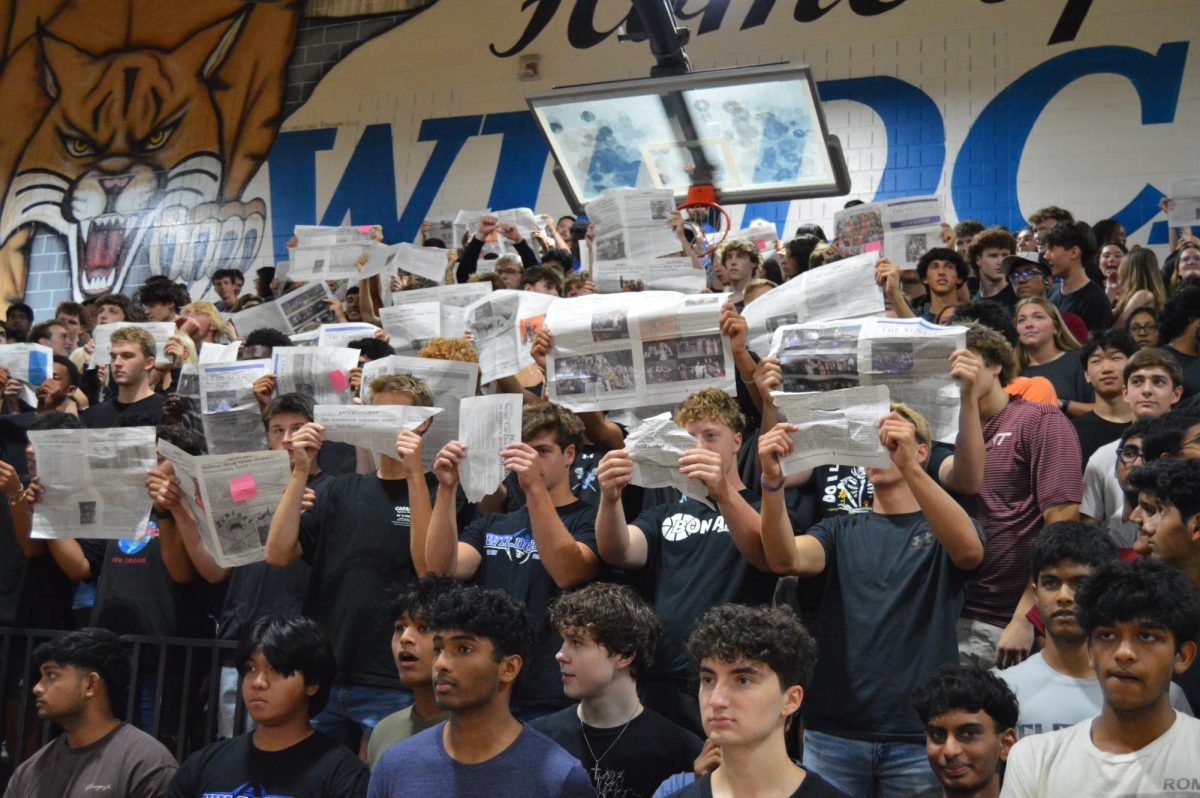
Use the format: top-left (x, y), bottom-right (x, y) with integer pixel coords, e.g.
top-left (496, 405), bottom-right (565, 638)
top-left (0, 1), bottom-right (300, 310)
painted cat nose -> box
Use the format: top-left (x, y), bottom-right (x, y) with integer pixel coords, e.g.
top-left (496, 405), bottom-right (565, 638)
top-left (99, 174), bottom-right (133, 195)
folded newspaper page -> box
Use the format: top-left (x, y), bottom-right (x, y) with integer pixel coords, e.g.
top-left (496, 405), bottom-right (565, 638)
top-left (587, 188), bottom-right (680, 262)
top-left (769, 317), bottom-right (966, 442)
top-left (287, 241), bottom-right (374, 282)
top-left (198, 341), bottom-right (240, 364)
top-left (374, 242), bottom-right (448, 284)
top-left (1168, 178), bottom-right (1200, 227)
top-left (545, 292), bottom-right (734, 413)
top-left (29, 426), bottom-right (156, 539)
top-left (314, 404), bottom-right (442, 459)
top-left (271, 346), bottom-right (359, 405)
top-left (770, 386), bottom-right (892, 473)
top-left (592, 256), bottom-right (705, 294)
top-left (743, 251), bottom-right (883, 355)
top-left (317, 322), bottom-right (380, 349)
top-left (0, 343), bottom-right (52, 386)
top-left (158, 440), bottom-right (291, 568)
top-left (361, 355), bottom-right (479, 468)
top-left (834, 195), bottom-right (944, 268)
top-left (381, 283), bottom-right (492, 351)
top-left (230, 281), bottom-right (335, 338)
top-left (458, 394), bottom-right (522, 503)
top-left (91, 322), bottom-right (175, 366)
top-left (464, 290), bottom-right (556, 383)
top-left (624, 412), bottom-right (712, 508)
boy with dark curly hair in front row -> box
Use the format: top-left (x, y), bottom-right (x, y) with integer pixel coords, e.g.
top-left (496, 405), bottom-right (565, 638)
top-left (667, 604), bottom-right (848, 798)
top-left (531, 582), bottom-right (702, 798)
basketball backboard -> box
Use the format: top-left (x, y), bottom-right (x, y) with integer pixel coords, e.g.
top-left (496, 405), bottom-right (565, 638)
top-left (527, 63), bottom-right (850, 213)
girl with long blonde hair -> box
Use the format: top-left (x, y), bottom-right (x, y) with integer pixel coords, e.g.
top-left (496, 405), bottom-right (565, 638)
top-left (1014, 296), bottom-right (1093, 417)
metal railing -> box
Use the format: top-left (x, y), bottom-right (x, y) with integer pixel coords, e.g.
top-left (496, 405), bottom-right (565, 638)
top-left (1, 627), bottom-right (249, 767)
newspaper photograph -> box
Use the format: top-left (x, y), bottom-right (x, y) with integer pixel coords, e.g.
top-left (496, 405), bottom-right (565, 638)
top-left (623, 412), bottom-right (712, 508)
top-left (287, 241), bottom-right (373, 282)
top-left (742, 251), bottom-right (883, 355)
top-left (424, 218), bottom-right (455, 244)
top-left (29, 426), bottom-right (156, 539)
top-left (770, 385), bottom-right (892, 473)
top-left (271, 346), bottom-right (360, 405)
top-left (586, 188), bottom-right (680, 263)
top-left (1168, 177), bottom-right (1200, 227)
top-left (769, 317), bottom-right (966, 442)
top-left (201, 407), bottom-right (268, 455)
top-left (317, 322), bottom-right (381, 349)
top-left (592, 256), bottom-right (706, 294)
top-left (368, 242), bottom-right (448, 284)
top-left (158, 440), bottom-right (291, 568)
top-left (545, 292), bottom-right (733, 412)
top-left (0, 343), bottom-right (52, 386)
top-left (199, 359), bottom-right (270, 414)
top-left (381, 283), bottom-right (492, 351)
top-left (91, 322), bottom-right (175, 366)
top-left (229, 281), bottom-right (336, 338)
top-left (833, 195), bottom-right (944, 268)
top-left (457, 394), bottom-right (522, 503)
top-left (464, 290), bottom-right (556, 383)
top-left (314, 404), bottom-right (442, 459)
top-left (361, 355), bottom-right (479, 467)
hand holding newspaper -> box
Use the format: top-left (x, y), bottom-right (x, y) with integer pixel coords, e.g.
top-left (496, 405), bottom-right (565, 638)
top-left (623, 412), bottom-right (712, 509)
top-left (457, 394), bottom-right (523, 503)
top-left (769, 385), bottom-right (892, 474)
top-left (271, 346), bottom-right (360, 405)
top-left (157, 441), bottom-right (291, 568)
top-left (464, 290), bottom-right (556, 383)
top-left (29, 427), bottom-right (157, 539)
top-left (314, 405), bottom-right (442, 459)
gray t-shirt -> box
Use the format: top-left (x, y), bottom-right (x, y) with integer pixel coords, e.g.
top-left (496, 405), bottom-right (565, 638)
top-left (366, 706), bottom-right (447, 769)
top-left (999, 651), bottom-right (1193, 738)
top-left (4, 722), bottom-right (177, 798)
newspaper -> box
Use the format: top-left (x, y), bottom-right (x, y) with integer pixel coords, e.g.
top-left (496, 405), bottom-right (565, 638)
top-left (230, 281), bottom-right (336, 338)
top-left (623, 413), bottom-right (712, 508)
top-left (293, 224), bottom-right (377, 247)
top-left (452, 208), bottom-right (538, 250)
top-left (742, 251), bottom-right (884, 355)
top-left (369, 242), bottom-right (448, 284)
top-left (29, 426), bottom-right (156, 539)
top-left (770, 385), bottom-right (892, 473)
top-left (727, 221), bottom-right (779, 254)
top-left (91, 322), bottom-right (175, 366)
top-left (314, 404), bottom-right (443, 458)
top-left (424, 218), bottom-right (455, 245)
top-left (287, 241), bottom-right (374, 281)
top-left (198, 341), bottom-right (240, 364)
top-left (380, 283), bottom-right (492, 351)
top-left (157, 440), bottom-right (291, 568)
top-left (592, 256), bottom-right (706, 294)
top-left (457, 394), bottom-right (523, 503)
top-left (587, 188), bottom-right (680, 263)
top-left (545, 292), bottom-right (734, 412)
top-left (834, 195), bottom-right (944, 268)
top-left (199, 359), bottom-right (270, 414)
top-left (769, 317), bottom-right (966, 442)
top-left (201, 408), bottom-right (267, 455)
top-left (361, 355), bottom-right (479, 467)
top-left (1168, 178), bottom-right (1200, 227)
top-left (317, 322), bottom-right (381, 349)
top-left (464, 290), bottom-right (556, 382)
top-left (271, 346), bottom-right (360, 405)
top-left (0, 343), bottom-right (52, 386)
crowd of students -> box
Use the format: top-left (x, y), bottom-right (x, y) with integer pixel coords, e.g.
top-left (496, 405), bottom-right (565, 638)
top-left (1, 199), bottom-right (1199, 798)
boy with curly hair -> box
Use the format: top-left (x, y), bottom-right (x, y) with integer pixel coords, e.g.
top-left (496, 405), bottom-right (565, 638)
top-left (671, 604), bottom-right (848, 797)
top-left (531, 582), bottom-right (702, 797)
top-left (425, 402), bottom-right (601, 719)
top-left (595, 388), bottom-right (779, 735)
top-left (713, 238), bottom-right (759, 306)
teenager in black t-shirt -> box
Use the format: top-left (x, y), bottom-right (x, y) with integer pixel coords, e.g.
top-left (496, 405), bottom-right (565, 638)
top-left (265, 374), bottom-right (466, 752)
top-left (80, 327), bottom-right (167, 428)
top-left (1071, 329), bottom-right (1136, 465)
top-left (169, 617), bottom-right (369, 798)
top-left (425, 402), bottom-right (601, 718)
top-left (1045, 220), bottom-right (1110, 333)
top-left (595, 388), bottom-right (777, 735)
top-left (531, 583), bottom-right (702, 798)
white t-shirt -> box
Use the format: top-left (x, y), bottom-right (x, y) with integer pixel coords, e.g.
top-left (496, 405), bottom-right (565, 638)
top-left (1081, 444), bottom-right (1121, 523)
top-left (1001, 712), bottom-right (1200, 797)
top-left (999, 652), bottom-right (1193, 737)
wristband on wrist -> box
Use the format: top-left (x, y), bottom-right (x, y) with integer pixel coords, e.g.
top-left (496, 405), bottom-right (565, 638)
top-left (760, 474), bottom-right (785, 493)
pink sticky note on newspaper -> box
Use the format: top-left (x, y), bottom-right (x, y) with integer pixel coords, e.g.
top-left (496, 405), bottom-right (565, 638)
top-left (229, 475), bottom-right (257, 503)
top-left (356, 225), bottom-right (373, 234)
top-left (327, 370), bottom-right (349, 391)
top-left (865, 241), bottom-right (882, 253)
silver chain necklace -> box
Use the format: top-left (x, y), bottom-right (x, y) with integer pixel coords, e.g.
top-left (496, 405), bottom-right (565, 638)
top-left (579, 705), bottom-right (639, 778)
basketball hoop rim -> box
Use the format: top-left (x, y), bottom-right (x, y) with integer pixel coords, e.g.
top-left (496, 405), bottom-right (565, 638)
top-left (677, 183), bottom-right (730, 258)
